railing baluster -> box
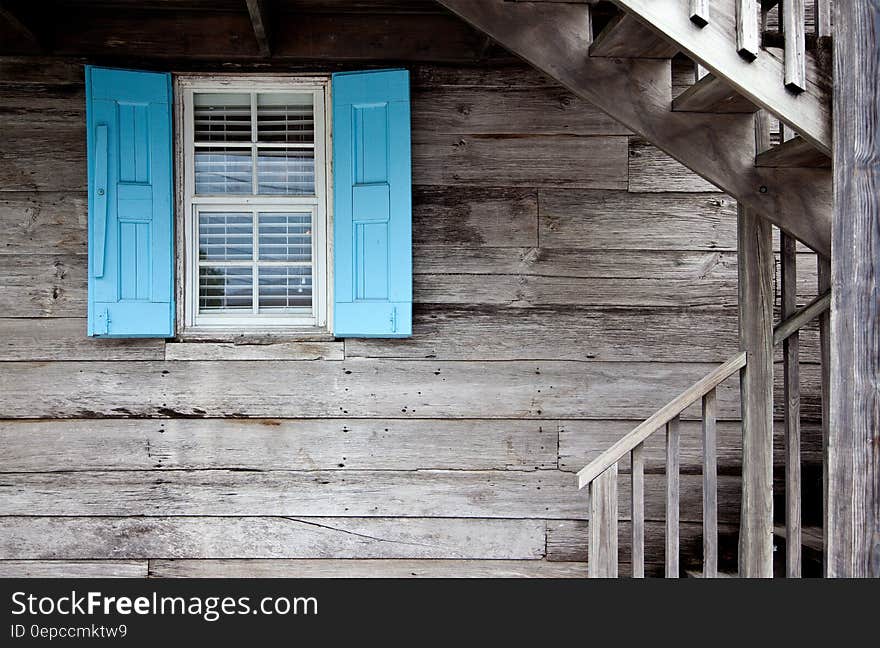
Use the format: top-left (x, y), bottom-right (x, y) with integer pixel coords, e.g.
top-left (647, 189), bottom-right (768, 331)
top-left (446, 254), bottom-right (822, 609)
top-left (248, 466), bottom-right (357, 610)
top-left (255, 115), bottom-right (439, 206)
top-left (588, 463), bottom-right (619, 578)
top-left (689, 0), bottom-right (710, 27)
top-left (818, 256), bottom-right (831, 574)
top-left (783, 0), bottom-right (807, 92)
top-left (702, 389), bottom-right (718, 577)
top-left (666, 415), bottom-right (681, 578)
top-left (736, 0), bottom-right (760, 60)
top-left (814, 0), bottom-right (831, 38)
top-left (781, 233), bottom-right (802, 577)
top-left (631, 444), bottom-right (645, 578)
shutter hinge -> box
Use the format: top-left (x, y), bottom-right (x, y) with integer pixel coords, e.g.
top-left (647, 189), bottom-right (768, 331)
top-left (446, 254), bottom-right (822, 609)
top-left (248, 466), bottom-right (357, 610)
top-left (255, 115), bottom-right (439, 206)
top-left (95, 308), bottom-right (111, 335)
top-left (390, 306), bottom-right (398, 333)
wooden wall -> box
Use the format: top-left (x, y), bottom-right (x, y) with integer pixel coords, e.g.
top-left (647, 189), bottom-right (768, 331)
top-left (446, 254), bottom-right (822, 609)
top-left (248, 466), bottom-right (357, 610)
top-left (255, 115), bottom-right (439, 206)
top-left (0, 55), bottom-right (822, 578)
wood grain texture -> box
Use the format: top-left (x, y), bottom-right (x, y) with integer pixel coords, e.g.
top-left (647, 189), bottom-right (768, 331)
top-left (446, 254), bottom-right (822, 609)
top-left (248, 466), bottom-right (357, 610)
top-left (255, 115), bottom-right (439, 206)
top-left (413, 133), bottom-right (628, 189)
top-left (827, 0), bottom-right (880, 577)
top-left (0, 418), bottom-right (556, 472)
top-left (0, 254), bottom-right (85, 317)
top-left (665, 416), bottom-right (681, 577)
top-left (0, 517), bottom-right (547, 560)
top-left (0, 560), bottom-right (148, 578)
top-left (590, 12), bottom-right (679, 59)
top-left (0, 318), bottom-right (164, 360)
top-left (0, 192), bottom-right (87, 254)
top-left (0, 359), bottom-right (749, 420)
top-left (702, 389), bottom-right (719, 577)
top-left (631, 444), bottom-right (646, 577)
top-left (148, 559), bottom-right (586, 579)
top-left (673, 73), bottom-right (758, 113)
top-left (588, 464), bottom-right (619, 577)
top-left (628, 138), bottom-right (720, 193)
top-left (0, 471), bottom-right (740, 520)
top-left (737, 205), bottom-right (775, 577)
top-left (164, 341), bottom-right (344, 361)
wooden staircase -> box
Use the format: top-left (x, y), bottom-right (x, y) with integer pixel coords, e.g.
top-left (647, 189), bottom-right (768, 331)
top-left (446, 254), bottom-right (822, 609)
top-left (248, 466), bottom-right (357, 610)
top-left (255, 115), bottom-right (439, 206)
top-left (436, 0), bottom-right (832, 256)
top-left (435, 0), bottom-right (836, 577)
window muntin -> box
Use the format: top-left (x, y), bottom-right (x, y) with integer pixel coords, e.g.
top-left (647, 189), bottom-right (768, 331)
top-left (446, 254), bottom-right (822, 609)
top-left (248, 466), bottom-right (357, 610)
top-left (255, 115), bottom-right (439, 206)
top-left (181, 78), bottom-right (329, 331)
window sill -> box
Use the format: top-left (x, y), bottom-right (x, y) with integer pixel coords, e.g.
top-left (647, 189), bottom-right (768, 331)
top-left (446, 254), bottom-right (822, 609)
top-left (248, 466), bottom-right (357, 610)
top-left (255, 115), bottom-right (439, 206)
top-left (174, 327), bottom-right (336, 344)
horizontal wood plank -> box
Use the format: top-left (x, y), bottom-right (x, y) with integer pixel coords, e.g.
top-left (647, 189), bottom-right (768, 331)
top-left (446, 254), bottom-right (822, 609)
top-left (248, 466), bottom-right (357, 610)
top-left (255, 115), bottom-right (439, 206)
top-left (0, 418), bottom-right (556, 472)
top-left (413, 134), bottom-right (628, 188)
top-left (0, 517), bottom-right (547, 560)
top-left (413, 86), bottom-right (630, 135)
top-left (0, 560), bottom-right (148, 578)
top-left (0, 318), bottom-right (164, 361)
top-left (628, 137), bottom-right (721, 193)
top-left (0, 360), bottom-right (750, 420)
top-left (347, 306), bottom-right (740, 362)
top-left (148, 559), bottom-right (585, 578)
top-left (0, 192), bottom-right (87, 255)
top-left (539, 191), bottom-right (737, 250)
top-left (0, 254), bottom-right (85, 317)
top-left (165, 341), bottom-right (343, 361)
top-left (0, 470), bottom-right (739, 520)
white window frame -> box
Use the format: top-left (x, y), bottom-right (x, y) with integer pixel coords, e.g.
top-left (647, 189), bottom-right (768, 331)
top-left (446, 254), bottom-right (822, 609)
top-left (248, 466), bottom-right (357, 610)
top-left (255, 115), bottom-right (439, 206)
top-left (177, 75), bottom-right (332, 334)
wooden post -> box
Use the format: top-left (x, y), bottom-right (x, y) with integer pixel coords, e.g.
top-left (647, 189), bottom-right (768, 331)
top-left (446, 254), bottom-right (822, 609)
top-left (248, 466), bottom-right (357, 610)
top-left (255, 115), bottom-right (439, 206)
top-left (666, 416), bottom-right (680, 578)
top-left (588, 464), bottom-right (619, 578)
top-left (737, 204), bottom-right (775, 578)
top-left (781, 233), bottom-right (802, 577)
top-left (827, 0), bottom-right (880, 578)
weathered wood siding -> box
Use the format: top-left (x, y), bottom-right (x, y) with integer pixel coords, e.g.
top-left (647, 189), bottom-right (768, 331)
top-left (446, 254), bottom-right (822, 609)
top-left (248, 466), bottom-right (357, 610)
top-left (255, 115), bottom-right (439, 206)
top-left (0, 56), bottom-right (821, 578)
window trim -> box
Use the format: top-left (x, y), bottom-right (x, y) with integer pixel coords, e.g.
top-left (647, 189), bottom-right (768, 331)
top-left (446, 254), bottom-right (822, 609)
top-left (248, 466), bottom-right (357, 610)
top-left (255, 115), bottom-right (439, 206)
top-left (174, 74), bottom-right (333, 337)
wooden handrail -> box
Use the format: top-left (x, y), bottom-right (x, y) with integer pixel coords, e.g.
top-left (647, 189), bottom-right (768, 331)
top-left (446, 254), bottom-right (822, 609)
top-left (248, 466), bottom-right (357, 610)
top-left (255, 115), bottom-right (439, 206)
top-left (577, 352), bottom-right (747, 489)
top-left (773, 290), bottom-right (831, 346)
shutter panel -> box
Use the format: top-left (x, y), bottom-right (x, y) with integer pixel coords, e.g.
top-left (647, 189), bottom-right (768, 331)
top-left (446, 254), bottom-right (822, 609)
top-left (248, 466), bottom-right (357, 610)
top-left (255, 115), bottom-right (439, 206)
top-left (332, 69), bottom-right (412, 338)
top-left (86, 66), bottom-right (174, 338)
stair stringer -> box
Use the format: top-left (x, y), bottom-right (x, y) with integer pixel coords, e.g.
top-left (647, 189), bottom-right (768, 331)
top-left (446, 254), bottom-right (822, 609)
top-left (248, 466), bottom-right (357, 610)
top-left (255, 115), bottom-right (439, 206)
top-left (436, 0), bottom-right (831, 256)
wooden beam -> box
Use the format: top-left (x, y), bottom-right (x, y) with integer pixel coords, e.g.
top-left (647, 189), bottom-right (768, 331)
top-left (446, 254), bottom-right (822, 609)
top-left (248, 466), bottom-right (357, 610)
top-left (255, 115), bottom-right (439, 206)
top-left (590, 12), bottom-right (679, 59)
top-left (737, 204), bottom-right (774, 578)
top-left (245, 0), bottom-right (271, 57)
top-left (773, 290), bottom-right (831, 346)
top-left (436, 0), bottom-right (832, 255)
top-left (610, 0), bottom-right (831, 155)
top-left (673, 73), bottom-right (758, 113)
top-left (827, 0), bottom-right (880, 578)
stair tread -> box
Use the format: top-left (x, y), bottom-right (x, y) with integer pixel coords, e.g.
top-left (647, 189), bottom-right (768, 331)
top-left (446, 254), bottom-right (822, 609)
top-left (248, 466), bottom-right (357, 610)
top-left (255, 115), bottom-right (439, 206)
top-left (673, 73), bottom-right (759, 114)
top-left (774, 524), bottom-right (824, 552)
top-left (755, 136), bottom-right (831, 168)
top-left (590, 12), bottom-right (679, 59)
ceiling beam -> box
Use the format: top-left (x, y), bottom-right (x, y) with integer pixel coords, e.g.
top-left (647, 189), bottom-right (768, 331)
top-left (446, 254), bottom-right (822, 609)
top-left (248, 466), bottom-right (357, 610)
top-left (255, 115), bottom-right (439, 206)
top-left (245, 0), bottom-right (271, 57)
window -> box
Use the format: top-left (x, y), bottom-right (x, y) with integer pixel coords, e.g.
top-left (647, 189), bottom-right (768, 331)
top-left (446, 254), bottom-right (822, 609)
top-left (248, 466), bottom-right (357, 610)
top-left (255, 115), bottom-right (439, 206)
top-left (179, 77), bottom-right (330, 332)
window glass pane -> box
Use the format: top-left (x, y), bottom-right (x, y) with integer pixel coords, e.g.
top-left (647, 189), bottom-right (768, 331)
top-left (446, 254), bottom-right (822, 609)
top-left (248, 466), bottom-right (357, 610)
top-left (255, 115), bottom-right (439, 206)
top-left (199, 266), bottom-right (253, 312)
top-left (259, 266), bottom-right (312, 310)
top-left (199, 212), bottom-right (253, 261)
top-left (195, 147), bottom-right (253, 195)
top-left (193, 93), bottom-right (252, 142)
top-left (257, 149), bottom-right (315, 195)
top-left (257, 93), bottom-right (314, 144)
top-left (258, 212), bottom-right (311, 262)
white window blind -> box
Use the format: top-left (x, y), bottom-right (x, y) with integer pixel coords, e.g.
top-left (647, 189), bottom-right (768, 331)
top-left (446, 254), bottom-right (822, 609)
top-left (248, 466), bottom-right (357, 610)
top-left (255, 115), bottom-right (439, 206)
top-left (181, 78), bottom-right (328, 332)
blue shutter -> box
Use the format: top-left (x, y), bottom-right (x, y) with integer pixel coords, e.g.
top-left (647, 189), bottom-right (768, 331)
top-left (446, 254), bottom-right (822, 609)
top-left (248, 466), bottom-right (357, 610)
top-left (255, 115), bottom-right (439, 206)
top-left (86, 66), bottom-right (174, 338)
top-left (332, 69), bottom-right (412, 338)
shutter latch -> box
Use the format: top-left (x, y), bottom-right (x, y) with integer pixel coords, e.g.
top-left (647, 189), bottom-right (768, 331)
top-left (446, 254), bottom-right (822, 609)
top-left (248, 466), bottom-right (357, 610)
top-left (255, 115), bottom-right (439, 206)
top-left (390, 306), bottom-right (398, 333)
